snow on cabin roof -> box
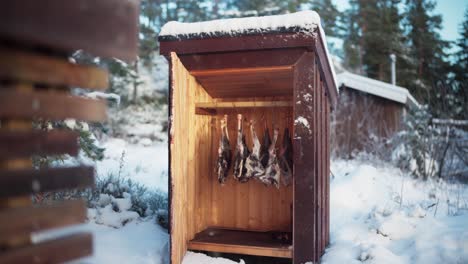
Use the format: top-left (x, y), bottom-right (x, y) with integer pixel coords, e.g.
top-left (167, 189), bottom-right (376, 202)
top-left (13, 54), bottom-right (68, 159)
top-left (159, 10), bottom-right (321, 38)
top-left (159, 11), bottom-right (338, 93)
top-left (337, 71), bottom-right (420, 109)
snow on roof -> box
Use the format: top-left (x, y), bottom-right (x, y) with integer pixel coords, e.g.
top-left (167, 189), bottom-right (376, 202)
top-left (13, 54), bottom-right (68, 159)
top-left (337, 71), bottom-right (420, 109)
top-left (160, 10), bottom-right (338, 92)
top-left (159, 10), bottom-right (321, 37)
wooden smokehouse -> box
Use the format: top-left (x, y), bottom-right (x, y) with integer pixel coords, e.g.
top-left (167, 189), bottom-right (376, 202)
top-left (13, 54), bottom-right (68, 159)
top-left (159, 11), bottom-right (338, 264)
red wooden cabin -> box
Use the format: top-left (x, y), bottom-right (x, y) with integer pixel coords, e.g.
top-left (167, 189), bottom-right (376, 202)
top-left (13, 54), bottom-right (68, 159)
top-left (159, 11), bottom-right (338, 264)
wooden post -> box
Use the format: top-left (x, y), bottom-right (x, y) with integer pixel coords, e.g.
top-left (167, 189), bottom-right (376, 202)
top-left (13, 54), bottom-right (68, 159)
top-left (293, 52), bottom-right (317, 264)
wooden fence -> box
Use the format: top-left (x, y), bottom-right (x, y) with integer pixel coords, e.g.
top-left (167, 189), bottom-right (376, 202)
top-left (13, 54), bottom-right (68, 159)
top-left (0, 1), bottom-right (138, 263)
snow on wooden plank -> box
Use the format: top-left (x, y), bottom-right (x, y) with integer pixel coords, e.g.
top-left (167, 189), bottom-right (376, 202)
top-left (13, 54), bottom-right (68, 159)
top-left (160, 10), bottom-right (321, 38)
top-left (0, 130), bottom-right (79, 159)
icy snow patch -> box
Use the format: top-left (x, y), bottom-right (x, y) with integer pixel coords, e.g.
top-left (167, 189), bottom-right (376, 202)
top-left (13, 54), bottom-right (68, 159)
top-left (183, 252), bottom-right (245, 264)
top-left (295, 116), bottom-right (310, 131)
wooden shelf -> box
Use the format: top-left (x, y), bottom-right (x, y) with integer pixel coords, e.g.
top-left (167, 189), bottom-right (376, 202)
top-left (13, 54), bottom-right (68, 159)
top-left (195, 101), bottom-right (292, 115)
top-left (187, 227), bottom-right (292, 258)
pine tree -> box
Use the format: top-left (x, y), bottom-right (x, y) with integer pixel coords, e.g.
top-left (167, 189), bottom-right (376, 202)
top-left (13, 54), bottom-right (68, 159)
top-left (404, 0), bottom-right (451, 103)
top-left (310, 0), bottom-right (341, 37)
top-left (225, 0), bottom-right (306, 16)
top-left (342, 1), bottom-right (363, 73)
top-left (343, 0), bottom-right (410, 83)
top-left (453, 9), bottom-right (468, 87)
top-left (445, 8), bottom-right (468, 120)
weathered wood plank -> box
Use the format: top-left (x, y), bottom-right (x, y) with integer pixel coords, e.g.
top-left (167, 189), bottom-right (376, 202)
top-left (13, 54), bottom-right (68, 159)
top-left (160, 33), bottom-right (314, 56)
top-left (187, 228), bottom-right (292, 258)
top-left (179, 49), bottom-right (306, 72)
top-left (0, 233), bottom-right (92, 264)
top-left (0, 166), bottom-right (95, 198)
top-left (293, 52), bottom-right (317, 264)
top-left (0, 89), bottom-right (107, 122)
top-left (190, 65), bottom-right (293, 77)
top-left (0, 0), bottom-right (138, 61)
top-left (0, 48), bottom-right (108, 90)
top-left (0, 130), bottom-right (79, 159)
top-left (0, 200), bottom-right (87, 244)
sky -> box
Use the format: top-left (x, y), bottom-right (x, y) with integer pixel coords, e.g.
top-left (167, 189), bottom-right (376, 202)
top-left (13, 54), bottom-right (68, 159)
top-left (333, 0), bottom-right (467, 41)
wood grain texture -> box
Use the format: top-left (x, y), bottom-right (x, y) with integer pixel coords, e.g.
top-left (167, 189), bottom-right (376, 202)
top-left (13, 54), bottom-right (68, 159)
top-left (160, 33), bottom-right (314, 56)
top-left (169, 53), bottom-right (214, 264)
top-left (0, 233), bottom-right (92, 264)
top-left (293, 52), bottom-right (317, 264)
top-left (0, 89), bottom-right (107, 122)
top-left (195, 101), bottom-right (292, 115)
top-left (188, 228), bottom-right (292, 258)
top-left (0, 0), bottom-right (138, 61)
top-left (208, 108), bottom-right (293, 232)
top-left (0, 200), bottom-right (87, 244)
top-left (0, 130), bottom-right (79, 159)
top-left (0, 84), bottom-right (34, 249)
top-left (192, 66), bottom-right (294, 99)
top-left (179, 49), bottom-right (306, 72)
top-left (0, 48), bottom-right (108, 89)
top-left (331, 88), bottom-right (403, 157)
top-left (159, 31), bottom-right (337, 107)
top-left (0, 166), bottom-right (95, 198)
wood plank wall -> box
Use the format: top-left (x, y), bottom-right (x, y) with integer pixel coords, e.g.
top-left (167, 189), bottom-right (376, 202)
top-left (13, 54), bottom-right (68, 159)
top-left (331, 88), bottom-right (403, 157)
top-left (208, 108), bottom-right (293, 232)
top-left (169, 53), bottom-right (214, 264)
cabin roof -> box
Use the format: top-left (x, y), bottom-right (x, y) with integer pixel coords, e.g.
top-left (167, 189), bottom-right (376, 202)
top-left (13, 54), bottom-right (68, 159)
top-left (337, 71), bottom-right (420, 109)
top-left (159, 10), bottom-right (321, 40)
top-left (158, 11), bottom-right (338, 102)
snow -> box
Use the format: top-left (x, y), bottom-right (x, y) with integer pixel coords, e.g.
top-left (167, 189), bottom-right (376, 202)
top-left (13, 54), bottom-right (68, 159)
top-left (322, 159), bottom-right (468, 264)
top-left (160, 10), bottom-right (321, 37)
top-left (337, 71), bottom-right (420, 109)
top-left (44, 135), bottom-right (468, 263)
top-left (33, 218), bottom-right (169, 264)
top-left (182, 252), bottom-right (245, 264)
top-left (295, 116), bottom-right (311, 132)
top-left (85, 91), bottom-right (121, 105)
top-left (96, 138), bottom-right (168, 191)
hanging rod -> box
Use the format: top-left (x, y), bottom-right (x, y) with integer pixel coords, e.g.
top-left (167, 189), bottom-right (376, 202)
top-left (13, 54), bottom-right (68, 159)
top-left (195, 101), bottom-right (292, 115)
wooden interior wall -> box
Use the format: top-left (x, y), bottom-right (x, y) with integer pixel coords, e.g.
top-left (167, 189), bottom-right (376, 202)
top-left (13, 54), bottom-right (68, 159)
top-left (332, 88), bottom-right (404, 157)
top-left (206, 107), bottom-right (294, 232)
top-left (169, 53), bottom-right (214, 264)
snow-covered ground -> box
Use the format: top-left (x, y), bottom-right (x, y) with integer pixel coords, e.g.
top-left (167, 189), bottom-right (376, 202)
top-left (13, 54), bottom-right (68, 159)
top-left (40, 141), bottom-right (468, 263)
top-left (96, 138), bottom-right (168, 191)
top-left (34, 218), bottom-right (169, 264)
top-left (323, 160), bottom-right (468, 264)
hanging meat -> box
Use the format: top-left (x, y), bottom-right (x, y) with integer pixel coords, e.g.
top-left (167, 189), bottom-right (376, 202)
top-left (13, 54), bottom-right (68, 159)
top-left (259, 127), bottom-right (271, 168)
top-left (259, 127), bottom-right (281, 188)
top-left (245, 120), bottom-right (265, 179)
top-left (279, 127), bottom-right (293, 186)
top-left (233, 114), bottom-right (250, 182)
top-left (216, 115), bottom-right (232, 184)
